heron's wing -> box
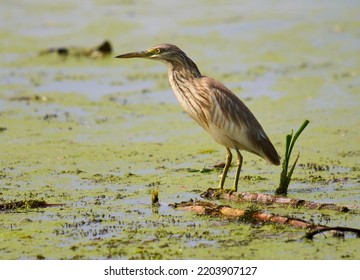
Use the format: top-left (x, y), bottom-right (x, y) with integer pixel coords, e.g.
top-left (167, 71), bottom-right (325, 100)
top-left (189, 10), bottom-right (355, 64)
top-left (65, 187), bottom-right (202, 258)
top-left (202, 77), bottom-right (280, 165)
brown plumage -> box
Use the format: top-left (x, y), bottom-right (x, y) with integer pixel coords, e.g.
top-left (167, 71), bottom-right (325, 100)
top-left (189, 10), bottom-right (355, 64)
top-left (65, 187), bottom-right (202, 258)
top-left (116, 43), bottom-right (280, 191)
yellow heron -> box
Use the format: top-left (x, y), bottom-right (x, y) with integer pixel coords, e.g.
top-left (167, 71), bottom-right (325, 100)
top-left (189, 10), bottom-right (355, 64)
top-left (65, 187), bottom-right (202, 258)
top-left (115, 43), bottom-right (280, 192)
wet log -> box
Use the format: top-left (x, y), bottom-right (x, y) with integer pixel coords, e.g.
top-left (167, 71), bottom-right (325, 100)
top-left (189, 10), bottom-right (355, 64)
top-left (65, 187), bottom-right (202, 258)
top-left (172, 200), bottom-right (326, 229)
top-left (171, 200), bottom-right (360, 239)
top-left (201, 188), bottom-right (351, 212)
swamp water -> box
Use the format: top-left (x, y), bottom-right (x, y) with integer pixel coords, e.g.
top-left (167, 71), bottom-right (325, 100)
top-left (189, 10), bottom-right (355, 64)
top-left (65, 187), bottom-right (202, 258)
top-left (0, 0), bottom-right (359, 259)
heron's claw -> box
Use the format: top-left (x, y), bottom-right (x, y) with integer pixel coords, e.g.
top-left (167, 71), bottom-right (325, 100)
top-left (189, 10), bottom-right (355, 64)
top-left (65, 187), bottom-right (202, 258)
top-left (211, 187), bottom-right (238, 199)
top-left (211, 188), bottom-right (225, 199)
top-left (229, 186), bottom-right (238, 195)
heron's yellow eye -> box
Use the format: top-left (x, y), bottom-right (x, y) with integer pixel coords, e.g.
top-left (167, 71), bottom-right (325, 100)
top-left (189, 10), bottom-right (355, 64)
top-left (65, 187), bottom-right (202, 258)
top-left (155, 48), bottom-right (161, 54)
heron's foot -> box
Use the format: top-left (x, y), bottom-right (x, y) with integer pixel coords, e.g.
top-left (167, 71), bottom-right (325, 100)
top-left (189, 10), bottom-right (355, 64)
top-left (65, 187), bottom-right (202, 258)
top-left (211, 188), bottom-right (226, 199)
top-left (211, 187), bottom-right (237, 198)
top-left (229, 186), bottom-right (238, 195)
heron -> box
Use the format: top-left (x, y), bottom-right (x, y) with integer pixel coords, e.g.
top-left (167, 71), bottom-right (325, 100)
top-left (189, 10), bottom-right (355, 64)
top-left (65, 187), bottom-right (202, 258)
top-left (115, 43), bottom-right (280, 192)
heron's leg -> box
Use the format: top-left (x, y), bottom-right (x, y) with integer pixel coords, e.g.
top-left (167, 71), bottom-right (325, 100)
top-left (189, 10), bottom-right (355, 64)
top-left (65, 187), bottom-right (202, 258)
top-left (231, 148), bottom-right (243, 192)
top-left (218, 148), bottom-right (232, 190)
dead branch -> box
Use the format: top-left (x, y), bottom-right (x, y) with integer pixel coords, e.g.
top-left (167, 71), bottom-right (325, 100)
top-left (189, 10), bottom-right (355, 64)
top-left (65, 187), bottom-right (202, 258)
top-left (305, 227), bottom-right (360, 240)
top-left (201, 188), bottom-right (351, 212)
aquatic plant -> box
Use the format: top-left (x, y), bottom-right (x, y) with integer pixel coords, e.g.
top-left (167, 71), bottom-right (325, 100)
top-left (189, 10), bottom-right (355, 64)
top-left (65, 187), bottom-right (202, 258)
top-left (276, 120), bottom-right (310, 195)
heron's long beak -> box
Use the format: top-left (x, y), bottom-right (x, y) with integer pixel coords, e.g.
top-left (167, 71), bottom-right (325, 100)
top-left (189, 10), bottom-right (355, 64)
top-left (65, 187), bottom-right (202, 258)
top-left (115, 50), bottom-right (151, 59)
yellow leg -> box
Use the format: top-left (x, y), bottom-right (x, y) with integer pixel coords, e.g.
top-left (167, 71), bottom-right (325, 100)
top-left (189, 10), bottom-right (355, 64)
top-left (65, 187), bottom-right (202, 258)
top-left (231, 148), bottom-right (243, 192)
top-left (218, 148), bottom-right (232, 190)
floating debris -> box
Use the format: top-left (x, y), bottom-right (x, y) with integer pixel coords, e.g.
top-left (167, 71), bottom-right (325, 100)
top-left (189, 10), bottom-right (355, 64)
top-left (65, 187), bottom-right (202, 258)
top-left (10, 95), bottom-right (49, 102)
top-left (0, 199), bottom-right (64, 211)
top-left (39, 40), bottom-right (112, 58)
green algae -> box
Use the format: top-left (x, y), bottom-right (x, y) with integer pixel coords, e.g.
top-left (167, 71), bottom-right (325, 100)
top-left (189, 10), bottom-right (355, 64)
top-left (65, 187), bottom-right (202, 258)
top-left (0, 199), bottom-right (48, 211)
top-left (1, 0), bottom-right (360, 260)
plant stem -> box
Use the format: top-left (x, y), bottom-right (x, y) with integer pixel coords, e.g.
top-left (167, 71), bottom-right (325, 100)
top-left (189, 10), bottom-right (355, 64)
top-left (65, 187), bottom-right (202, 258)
top-left (276, 120), bottom-right (309, 196)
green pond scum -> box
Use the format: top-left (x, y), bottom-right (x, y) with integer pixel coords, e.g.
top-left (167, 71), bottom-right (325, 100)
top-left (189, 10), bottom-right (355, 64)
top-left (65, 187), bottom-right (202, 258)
top-left (0, 0), bottom-right (359, 259)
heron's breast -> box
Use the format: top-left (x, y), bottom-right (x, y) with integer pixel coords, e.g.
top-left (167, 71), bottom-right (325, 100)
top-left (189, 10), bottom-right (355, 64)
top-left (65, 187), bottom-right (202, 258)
top-left (206, 124), bottom-right (235, 148)
top-left (169, 78), bottom-right (211, 127)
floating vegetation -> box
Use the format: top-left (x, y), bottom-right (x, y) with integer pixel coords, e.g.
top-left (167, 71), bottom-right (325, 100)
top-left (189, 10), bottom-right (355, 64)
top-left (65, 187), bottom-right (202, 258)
top-left (186, 167), bottom-right (214, 173)
top-left (0, 199), bottom-right (63, 211)
top-left (198, 149), bottom-right (217, 154)
top-left (10, 95), bottom-right (49, 102)
top-left (151, 189), bottom-right (159, 206)
top-left (242, 175), bottom-right (267, 182)
top-left (1, 0), bottom-right (359, 260)
top-left (303, 163), bottom-right (330, 172)
top-left (85, 173), bottom-right (124, 184)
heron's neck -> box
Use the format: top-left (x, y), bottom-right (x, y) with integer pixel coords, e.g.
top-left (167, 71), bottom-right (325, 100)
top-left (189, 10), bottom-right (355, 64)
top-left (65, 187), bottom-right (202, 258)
top-left (166, 56), bottom-right (202, 107)
top-left (167, 61), bottom-right (210, 131)
top-left (167, 61), bottom-right (201, 109)
top-left (168, 54), bottom-right (201, 79)
top-left (169, 64), bottom-right (199, 79)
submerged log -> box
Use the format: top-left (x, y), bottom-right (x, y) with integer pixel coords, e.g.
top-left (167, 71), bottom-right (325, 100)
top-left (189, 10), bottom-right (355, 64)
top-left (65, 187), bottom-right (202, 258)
top-left (201, 188), bottom-right (351, 212)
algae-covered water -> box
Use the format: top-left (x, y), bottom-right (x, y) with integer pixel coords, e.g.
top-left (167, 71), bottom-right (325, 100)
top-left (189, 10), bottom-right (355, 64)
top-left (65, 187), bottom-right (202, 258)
top-left (0, 0), bottom-right (359, 259)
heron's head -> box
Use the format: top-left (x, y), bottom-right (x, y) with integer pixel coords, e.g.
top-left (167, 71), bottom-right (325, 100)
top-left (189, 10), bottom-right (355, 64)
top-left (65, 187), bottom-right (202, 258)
top-left (116, 43), bottom-right (201, 76)
top-left (118, 43), bottom-right (190, 63)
